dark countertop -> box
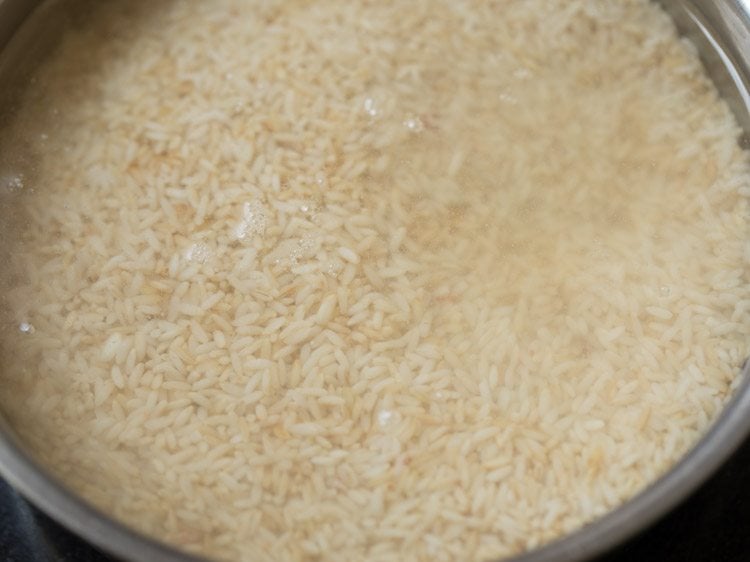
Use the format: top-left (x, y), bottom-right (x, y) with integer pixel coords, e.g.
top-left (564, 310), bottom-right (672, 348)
top-left (595, 432), bottom-right (750, 562)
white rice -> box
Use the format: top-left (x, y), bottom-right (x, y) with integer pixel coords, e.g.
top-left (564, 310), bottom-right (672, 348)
top-left (1, 0), bottom-right (749, 561)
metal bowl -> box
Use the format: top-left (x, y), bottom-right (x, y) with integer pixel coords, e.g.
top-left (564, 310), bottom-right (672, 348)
top-left (1, 1), bottom-right (750, 560)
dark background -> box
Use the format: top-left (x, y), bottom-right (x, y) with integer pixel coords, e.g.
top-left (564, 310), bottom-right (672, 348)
top-left (3, 437), bottom-right (750, 562)
top-left (595, 431), bottom-right (750, 562)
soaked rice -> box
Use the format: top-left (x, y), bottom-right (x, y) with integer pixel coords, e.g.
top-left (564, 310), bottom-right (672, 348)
top-left (1, 0), bottom-right (749, 561)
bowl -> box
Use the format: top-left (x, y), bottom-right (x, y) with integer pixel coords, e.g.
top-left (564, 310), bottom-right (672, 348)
top-left (1, 1), bottom-right (750, 560)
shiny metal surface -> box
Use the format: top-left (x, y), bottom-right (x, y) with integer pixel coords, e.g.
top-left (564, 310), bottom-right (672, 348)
top-left (660, 0), bottom-right (750, 138)
top-left (1, 1), bottom-right (750, 561)
top-left (0, 0), bottom-right (40, 53)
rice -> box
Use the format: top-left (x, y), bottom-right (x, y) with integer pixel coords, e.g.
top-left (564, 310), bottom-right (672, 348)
top-left (0, 0), bottom-right (749, 560)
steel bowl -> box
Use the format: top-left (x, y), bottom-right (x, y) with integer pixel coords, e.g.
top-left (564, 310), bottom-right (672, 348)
top-left (1, 1), bottom-right (750, 560)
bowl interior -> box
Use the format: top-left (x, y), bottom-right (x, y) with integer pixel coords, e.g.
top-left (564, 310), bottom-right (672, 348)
top-left (1, 1), bottom-right (750, 561)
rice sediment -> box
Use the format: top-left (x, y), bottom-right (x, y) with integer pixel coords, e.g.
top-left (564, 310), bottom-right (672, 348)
top-left (1, 0), bottom-right (749, 561)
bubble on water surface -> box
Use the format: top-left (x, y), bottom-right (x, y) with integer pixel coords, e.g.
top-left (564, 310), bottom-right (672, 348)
top-left (326, 262), bottom-right (342, 277)
top-left (185, 242), bottom-right (211, 263)
top-left (235, 200), bottom-right (267, 240)
top-left (377, 409), bottom-right (403, 428)
top-left (364, 97), bottom-right (380, 117)
top-left (499, 92), bottom-right (518, 105)
top-left (1, 173), bottom-right (24, 193)
top-left (403, 115), bottom-right (424, 132)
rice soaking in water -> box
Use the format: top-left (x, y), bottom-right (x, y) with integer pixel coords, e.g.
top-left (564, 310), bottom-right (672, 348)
top-left (0, 0), bottom-right (749, 560)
